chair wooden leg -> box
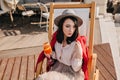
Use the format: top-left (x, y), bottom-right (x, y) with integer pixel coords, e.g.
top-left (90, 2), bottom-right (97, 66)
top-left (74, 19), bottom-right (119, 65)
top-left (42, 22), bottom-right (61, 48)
top-left (36, 61), bottom-right (43, 78)
top-left (9, 11), bottom-right (15, 28)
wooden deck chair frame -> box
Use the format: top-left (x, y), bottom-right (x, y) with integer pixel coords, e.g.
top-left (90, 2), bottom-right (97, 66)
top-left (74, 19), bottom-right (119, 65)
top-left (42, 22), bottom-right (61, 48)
top-left (36, 2), bottom-right (99, 80)
top-left (48, 2), bottom-right (99, 80)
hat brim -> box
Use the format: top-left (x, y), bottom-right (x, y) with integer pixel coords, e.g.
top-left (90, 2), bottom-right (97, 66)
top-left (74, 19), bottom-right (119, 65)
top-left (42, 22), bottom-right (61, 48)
top-left (54, 14), bottom-right (83, 27)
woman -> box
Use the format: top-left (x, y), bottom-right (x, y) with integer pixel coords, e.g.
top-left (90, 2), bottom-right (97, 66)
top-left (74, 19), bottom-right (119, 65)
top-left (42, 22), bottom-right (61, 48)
top-left (36, 9), bottom-right (88, 80)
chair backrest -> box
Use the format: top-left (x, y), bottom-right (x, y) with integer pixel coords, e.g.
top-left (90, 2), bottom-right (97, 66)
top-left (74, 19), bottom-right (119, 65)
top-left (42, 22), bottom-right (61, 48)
top-left (37, 2), bottom-right (49, 31)
top-left (37, 3), bottom-right (49, 13)
top-left (48, 2), bottom-right (96, 80)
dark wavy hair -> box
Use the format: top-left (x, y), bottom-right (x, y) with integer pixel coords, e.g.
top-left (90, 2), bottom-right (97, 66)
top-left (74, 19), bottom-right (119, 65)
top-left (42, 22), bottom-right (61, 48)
top-left (56, 16), bottom-right (79, 44)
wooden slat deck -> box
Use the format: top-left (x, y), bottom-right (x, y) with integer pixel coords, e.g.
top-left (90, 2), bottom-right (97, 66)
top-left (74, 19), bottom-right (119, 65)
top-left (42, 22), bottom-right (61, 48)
top-left (0, 53), bottom-right (39, 80)
top-left (0, 43), bottom-right (117, 80)
top-left (94, 43), bottom-right (117, 80)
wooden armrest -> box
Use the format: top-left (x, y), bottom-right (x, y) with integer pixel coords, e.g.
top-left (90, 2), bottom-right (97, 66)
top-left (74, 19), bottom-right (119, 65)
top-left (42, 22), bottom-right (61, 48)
top-left (93, 69), bottom-right (99, 80)
top-left (35, 57), bottom-right (47, 78)
top-left (36, 61), bottom-right (43, 78)
top-left (90, 53), bottom-right (97, 80)
top-left (42, 57), bottom-right (47, 73)
top-left (92, 53), bottom-right (97, 72)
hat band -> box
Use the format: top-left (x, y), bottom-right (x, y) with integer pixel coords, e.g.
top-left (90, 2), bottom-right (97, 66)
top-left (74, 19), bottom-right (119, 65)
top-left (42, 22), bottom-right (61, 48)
top-left (63, 13), bottom-right (75, 15)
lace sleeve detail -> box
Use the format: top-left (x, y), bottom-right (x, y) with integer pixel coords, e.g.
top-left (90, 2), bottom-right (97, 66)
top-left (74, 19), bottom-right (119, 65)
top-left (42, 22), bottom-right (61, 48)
top-left (71, 41), bottom-right (83, 72)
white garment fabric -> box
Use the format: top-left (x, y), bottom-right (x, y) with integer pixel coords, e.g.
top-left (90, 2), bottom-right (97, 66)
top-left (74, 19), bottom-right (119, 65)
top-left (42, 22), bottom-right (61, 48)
top-left (0, 0), bottom-right (20, 11)
top-left (37, 41), bottom-right (84, 80)
top-left (36, 71), bottom-right (71, 80)
top-left (54, 41), bottom-right (83, 72)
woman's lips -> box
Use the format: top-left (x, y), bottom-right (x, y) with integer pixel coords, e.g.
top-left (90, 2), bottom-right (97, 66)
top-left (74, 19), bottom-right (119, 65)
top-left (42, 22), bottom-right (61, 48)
top-left (68, 33), bottom-right (72, 35)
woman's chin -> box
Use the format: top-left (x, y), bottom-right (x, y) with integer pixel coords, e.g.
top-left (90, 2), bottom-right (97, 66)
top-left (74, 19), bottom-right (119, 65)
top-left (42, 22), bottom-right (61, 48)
top-left (66, 34), bottom-right (72, 37)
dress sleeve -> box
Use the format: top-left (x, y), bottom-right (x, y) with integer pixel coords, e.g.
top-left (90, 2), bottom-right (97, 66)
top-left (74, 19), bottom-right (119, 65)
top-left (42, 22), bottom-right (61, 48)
top-left (71, 41), bottom-right (83, 72)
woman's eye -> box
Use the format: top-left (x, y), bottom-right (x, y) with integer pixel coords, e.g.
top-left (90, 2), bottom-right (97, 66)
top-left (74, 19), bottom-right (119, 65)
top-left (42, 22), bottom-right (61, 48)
top-left (66, 25), bottom-right (70, 28)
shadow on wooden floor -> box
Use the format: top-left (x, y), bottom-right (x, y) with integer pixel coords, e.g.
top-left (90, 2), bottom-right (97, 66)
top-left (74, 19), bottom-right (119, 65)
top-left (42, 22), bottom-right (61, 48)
top-left (0, 14), bottom-right (47, 37)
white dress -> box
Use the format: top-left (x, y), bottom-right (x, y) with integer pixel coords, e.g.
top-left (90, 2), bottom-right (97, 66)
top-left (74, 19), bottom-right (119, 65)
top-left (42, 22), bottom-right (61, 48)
top-left (36, 41), bottom-right (84, 80)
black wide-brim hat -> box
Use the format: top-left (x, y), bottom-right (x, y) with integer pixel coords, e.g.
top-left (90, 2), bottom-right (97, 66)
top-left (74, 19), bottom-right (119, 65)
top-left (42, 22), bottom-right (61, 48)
top-left (54, 9), bottom-right (83, 27)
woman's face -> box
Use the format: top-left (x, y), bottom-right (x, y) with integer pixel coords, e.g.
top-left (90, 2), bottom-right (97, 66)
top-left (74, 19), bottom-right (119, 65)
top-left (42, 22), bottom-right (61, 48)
top-left (63, 18), bottom-right (76, 38)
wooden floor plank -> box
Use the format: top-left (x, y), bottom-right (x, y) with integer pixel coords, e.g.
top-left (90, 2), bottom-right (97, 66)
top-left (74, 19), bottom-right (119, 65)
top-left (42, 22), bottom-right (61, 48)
top-left (100, 43), bottom-right (112, 57)
top-left (94, 45), bottom-right (113, 67)
top-left (94, 44), bottom-right (111, 58)
top-left (94, 43), bottom-right (117, 80)
top-left (2, 58), bottom-right (15, 80)
top-left (19, 56), bottom-right (27, 80)
top-left (95, 48), bottom-right (116, 78)
top-left (0, 59), bottom-right (8, 80)
top-left (96, 61), bottom-right (106, 80)
top-left (96, 65), bottom-right (106, 80)
top-left (27, 55), bottom-right (35, 80)
top-left (98, 46), bottom-right (116, 78)
top-left (98, 44), bottom-right (112, 57)
top-left (11, 57), bottom-right (21, 80)
top-left (97, 58), bottom-right (115, 80)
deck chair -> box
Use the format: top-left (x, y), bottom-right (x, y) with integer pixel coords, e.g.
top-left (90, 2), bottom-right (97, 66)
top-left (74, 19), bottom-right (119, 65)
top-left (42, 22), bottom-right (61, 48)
top-left (35, 2), bottom-right (99, 80)
top-left (17, 3), bottom-right (36, 25)
top-left (17, 2), bottom-right (49, 31)
top-left (31, 2), bottom-right (49, 31)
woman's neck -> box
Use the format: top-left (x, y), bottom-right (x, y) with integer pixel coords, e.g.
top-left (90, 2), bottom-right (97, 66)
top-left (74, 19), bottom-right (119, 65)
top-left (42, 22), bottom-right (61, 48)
top-left (62, 35), bottom-right (68, 47)
top-left (62, 37), bottom-right (67, 47)
top-left (62, 41), bottom-right (67, 47)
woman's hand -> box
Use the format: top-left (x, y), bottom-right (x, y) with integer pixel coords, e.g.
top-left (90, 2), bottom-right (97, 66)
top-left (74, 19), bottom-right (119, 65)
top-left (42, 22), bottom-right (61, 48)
top-left (43, 42), bottom-right (52, 59)
top-left (44, 53), bottom-right (51, 59)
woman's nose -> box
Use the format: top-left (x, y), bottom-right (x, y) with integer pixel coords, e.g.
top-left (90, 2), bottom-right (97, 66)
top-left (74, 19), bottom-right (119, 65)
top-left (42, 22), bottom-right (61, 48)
top-left (69, 27), bottom-right (73, 32)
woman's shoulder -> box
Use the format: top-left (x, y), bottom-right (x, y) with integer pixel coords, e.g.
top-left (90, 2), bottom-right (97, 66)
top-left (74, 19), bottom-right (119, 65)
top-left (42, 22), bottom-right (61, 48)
top-left (76, 35), bottom-right (87, 44)
top-left (74, 41), bottom-right (82, 49)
